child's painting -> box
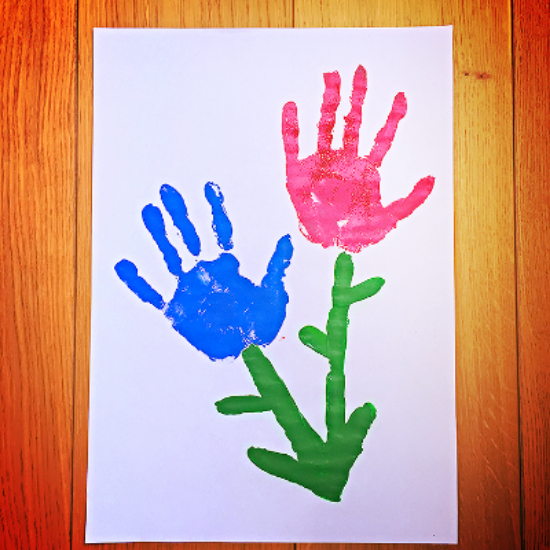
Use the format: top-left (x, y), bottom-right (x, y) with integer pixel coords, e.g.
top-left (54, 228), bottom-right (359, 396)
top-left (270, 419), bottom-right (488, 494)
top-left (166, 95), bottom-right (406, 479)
top-left (88, 27), bottom-right (455, 543)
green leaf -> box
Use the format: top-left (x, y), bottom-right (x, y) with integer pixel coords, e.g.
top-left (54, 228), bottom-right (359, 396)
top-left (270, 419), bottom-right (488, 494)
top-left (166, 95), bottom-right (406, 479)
top-left (345, 402), bottom-right (377, 443)
top-left (247, 447), bottom-right (343, 502)
top-left (299, 325), bottom-right (328, 356)
top-left (346, 277), bottom-right (385, 304)
top-left (215, 395), bottom-right (270, 415)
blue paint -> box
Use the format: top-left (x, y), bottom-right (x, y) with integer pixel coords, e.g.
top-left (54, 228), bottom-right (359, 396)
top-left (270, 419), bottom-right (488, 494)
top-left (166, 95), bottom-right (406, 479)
top-left (115, 259), bottom-right (165, 310)
top-left (166, 246), bottom-right (291, 360)
top-left (262, 235), bottom-right (293, 290)
top-left (204, 181), bottom-right (233, 251)
top-left (142, 204), bottom-right (182, 277)
top-left (160, 184), bottom-right (201, 256)
top-left (115, 184), bottom-right (293, 361)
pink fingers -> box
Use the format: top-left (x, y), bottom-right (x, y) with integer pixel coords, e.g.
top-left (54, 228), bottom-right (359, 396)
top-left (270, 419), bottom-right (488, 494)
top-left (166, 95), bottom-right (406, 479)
top-left (282, 101), bottom-right (300, 165)
top-left (317, 71), bottom-right (341, 153)
top-left (384, 176), bottom-right (435, 222)
top-left (343, 65), bottom-right (367, 157)
top-left (368, 92), bottom-right (407, 167)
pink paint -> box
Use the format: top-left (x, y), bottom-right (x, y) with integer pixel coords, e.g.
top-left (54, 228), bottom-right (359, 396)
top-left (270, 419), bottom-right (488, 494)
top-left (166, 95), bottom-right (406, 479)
top-left (283, 65), bottom-right (435, 252)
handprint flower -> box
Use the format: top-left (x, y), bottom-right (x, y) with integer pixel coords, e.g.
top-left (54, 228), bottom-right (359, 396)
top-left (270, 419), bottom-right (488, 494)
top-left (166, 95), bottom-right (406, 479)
top-left (282, 65), bottom-right (435, 252)
top-left (115, 182), bottom-right (293, 361)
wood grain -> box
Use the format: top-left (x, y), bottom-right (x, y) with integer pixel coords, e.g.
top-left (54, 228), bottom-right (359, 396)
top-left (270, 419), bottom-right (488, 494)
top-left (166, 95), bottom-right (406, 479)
top-left (514, 1), bottom-right (550, 549)
top-left (0, 0), bottom-right (76, 548)
top-left (294, 0), bottom-right (521, 549)
top-left (1, 0), bottom-right (539, 548)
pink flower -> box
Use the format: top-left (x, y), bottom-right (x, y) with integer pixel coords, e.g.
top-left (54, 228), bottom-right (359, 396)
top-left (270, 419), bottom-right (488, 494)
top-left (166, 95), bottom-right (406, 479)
top-left (282, 65), bottom-right (435, 252)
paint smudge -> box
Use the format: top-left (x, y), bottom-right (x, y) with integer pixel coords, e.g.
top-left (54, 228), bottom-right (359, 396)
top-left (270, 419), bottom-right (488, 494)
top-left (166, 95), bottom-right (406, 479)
top-left (115, 182), bottom-right (293, 361)
top-left (283, 65), bottom-right (435, 252)
top-left (216, 253), bottom-right (383, 501)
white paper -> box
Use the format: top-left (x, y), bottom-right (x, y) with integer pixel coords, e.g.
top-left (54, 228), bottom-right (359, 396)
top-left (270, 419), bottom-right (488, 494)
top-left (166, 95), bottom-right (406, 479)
top-left (88, 27), bottom-right (455, 543)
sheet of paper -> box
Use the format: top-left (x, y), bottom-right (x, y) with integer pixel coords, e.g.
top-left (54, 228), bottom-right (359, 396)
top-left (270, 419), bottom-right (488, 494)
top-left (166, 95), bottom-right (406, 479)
top-left (88, 27), bottom-right (455, 543)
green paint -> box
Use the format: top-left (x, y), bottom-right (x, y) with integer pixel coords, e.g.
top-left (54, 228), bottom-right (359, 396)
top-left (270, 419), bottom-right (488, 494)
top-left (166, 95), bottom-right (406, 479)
top-left (215, 395), bottom-right (271, 415)
top-left (215, 253), bottom-right (384, 502)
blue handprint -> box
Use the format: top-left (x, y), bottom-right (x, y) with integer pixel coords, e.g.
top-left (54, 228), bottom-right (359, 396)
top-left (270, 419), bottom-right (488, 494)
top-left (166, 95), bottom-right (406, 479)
top-left (115, 182), bottom-right (293, 361)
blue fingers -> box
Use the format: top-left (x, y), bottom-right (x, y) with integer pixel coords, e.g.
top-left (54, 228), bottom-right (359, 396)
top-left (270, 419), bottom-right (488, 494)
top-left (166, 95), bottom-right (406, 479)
top-left (160, 184), bottom-right (201, 256)
top-left (142, 204), bottom-right (183, 277)
top-left (115, 259), bottom-right (165, 309)
top-left (204, 182), bottom-right (233, 251)
top-left (262, 235), bottom-right (293, 289)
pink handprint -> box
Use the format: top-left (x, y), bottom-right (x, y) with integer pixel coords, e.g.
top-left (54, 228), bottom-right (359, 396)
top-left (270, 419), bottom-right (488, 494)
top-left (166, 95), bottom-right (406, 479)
top-left (282, 65), bottom-right (435, 252)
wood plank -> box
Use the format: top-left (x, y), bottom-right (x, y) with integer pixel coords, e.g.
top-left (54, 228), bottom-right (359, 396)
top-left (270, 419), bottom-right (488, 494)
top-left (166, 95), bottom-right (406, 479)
top-left (0, 0), bottom-right (76, 548)
top-left (514, 0), bottom-right (550, 548)
top-left (294, 0), bottom-right (521, 549)
top-left (73, 2), bottom-right (295, 549)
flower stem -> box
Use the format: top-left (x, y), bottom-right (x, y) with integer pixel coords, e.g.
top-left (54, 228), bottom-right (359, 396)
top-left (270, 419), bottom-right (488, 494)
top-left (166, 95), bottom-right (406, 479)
top-left (216, 253), bottom-right (384, 501)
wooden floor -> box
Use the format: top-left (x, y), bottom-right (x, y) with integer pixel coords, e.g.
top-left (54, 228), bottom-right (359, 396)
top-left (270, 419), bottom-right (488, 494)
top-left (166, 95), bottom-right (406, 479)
top-left (0, 0), bottom-right (548, 548)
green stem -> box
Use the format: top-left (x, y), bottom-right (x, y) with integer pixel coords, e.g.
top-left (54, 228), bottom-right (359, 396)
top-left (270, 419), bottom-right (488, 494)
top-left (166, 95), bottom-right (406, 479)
top-left (240, 345), bottom-right (325, 456)
top-left (216, 252), bottom-right (384, 501)
top-left (325, 292), bottom-right (349, 439)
